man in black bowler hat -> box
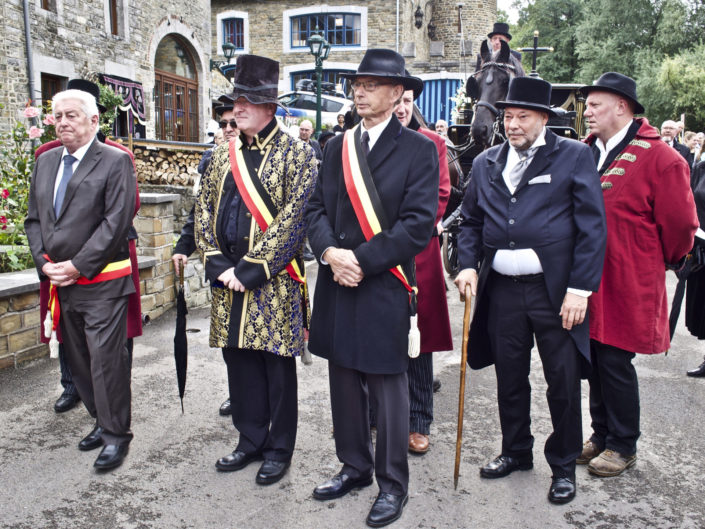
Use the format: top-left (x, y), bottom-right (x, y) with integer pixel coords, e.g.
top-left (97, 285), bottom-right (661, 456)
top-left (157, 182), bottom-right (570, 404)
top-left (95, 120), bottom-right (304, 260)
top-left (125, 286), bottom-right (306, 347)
top-left (306, 48), bottom-right (439, 527)
top-left (579, 72), bottom-right (697, 477)
top-left (455, 76), bottom-right (607, 504)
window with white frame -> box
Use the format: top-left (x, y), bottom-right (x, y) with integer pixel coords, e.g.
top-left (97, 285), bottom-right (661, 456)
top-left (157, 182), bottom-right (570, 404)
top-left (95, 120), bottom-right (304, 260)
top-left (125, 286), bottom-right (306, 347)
top-left (283, 6), bottom-right (367, 53)
top-left (216, 10), bottom-right (249, 54)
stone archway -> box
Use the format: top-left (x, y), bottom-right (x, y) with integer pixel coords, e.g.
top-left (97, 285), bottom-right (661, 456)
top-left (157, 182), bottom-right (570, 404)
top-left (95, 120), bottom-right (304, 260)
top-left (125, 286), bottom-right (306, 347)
top-left (147, 17), bottom-right (209, 142)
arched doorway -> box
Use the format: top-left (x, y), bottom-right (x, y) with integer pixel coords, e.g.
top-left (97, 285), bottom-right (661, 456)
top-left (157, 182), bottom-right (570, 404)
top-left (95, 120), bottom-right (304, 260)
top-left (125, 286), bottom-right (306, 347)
top-left (154, 34), bottom-right (199, 142)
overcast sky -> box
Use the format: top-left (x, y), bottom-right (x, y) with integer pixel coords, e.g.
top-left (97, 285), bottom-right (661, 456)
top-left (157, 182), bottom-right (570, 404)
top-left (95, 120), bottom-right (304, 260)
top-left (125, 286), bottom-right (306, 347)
top-left (497, 0), bottom-right (520, 24)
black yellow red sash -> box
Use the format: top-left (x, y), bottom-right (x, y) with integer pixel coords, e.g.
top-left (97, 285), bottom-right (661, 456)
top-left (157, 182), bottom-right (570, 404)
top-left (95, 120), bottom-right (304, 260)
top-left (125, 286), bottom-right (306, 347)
top-left (341, 126), bottom-right (417, 296)
top-left (44, 254), bottom-right (131, 333)
top-left (228, 138), bottom-right (305, 284)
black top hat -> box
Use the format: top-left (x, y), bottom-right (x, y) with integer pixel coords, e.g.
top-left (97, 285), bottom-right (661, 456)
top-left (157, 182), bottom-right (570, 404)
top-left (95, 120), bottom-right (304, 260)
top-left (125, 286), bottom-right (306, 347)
top-left (342, 49), bottom-right (422, 94)
top-left (488, 22), bottom-right (512, 40)
top-left (496, 77), bottom-right (555, 116)
top-left (404, 69), bottom-right (424, 100)
top-left (222, 54), bottom-right (281, 106)
top-left (67, 79), bottom-right (107, 113)
top-left (579, 72), bottom-right (644, 114)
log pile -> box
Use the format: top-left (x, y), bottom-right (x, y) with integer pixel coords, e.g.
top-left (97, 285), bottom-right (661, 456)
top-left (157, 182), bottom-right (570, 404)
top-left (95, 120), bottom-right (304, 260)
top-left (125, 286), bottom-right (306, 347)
top-left (132, 147), bottom-right (204, 186)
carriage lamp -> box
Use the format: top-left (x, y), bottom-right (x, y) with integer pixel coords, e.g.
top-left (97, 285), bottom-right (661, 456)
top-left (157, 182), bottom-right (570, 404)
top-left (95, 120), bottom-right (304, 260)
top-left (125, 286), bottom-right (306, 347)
top-left (307, 29), bottom-right (331, 137)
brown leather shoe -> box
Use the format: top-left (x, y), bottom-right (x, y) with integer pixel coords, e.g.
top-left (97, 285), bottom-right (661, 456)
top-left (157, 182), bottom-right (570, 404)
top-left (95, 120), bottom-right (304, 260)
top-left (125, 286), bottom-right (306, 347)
top-left (576, 440), bottom-right (602, 465)
top-left (587, 449), bottom-right (637, 477)
top-left (408, 433), bottom-right (429, 454)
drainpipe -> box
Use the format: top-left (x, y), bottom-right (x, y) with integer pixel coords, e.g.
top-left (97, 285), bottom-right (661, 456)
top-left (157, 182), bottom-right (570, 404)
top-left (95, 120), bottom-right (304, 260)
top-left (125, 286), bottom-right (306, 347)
top-left (396, 0), bottom-right (399, 52)
top-left (22, 0), bottom-right (37, 106)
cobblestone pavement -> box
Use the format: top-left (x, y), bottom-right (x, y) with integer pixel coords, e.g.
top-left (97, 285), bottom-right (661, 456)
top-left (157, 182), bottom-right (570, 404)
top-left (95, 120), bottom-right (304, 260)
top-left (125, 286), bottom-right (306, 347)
top-left (1, 265), bottom-right (704, 529)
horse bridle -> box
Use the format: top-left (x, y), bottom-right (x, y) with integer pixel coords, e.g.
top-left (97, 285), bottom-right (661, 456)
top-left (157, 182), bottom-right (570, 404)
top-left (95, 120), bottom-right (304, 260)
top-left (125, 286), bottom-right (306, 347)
top-left (471, 60), bottom-right (518, 145)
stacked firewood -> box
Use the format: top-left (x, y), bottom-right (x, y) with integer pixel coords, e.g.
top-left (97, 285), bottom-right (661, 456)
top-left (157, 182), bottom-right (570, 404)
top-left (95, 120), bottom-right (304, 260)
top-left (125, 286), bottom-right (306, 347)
top-left (132, 148), bottom-right (203, 186)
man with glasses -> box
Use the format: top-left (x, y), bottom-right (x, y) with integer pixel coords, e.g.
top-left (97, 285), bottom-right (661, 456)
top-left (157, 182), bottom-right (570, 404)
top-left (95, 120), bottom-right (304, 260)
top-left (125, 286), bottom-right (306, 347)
top-left (173, 100), bottom-right (239, 417)
top-left (307, 49), bottom-right (439, 527)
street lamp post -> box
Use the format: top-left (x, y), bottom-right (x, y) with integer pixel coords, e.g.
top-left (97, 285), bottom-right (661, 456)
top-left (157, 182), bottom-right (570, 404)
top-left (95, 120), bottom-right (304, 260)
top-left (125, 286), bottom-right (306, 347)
top-left (307, 29), bottom-right (331, 137)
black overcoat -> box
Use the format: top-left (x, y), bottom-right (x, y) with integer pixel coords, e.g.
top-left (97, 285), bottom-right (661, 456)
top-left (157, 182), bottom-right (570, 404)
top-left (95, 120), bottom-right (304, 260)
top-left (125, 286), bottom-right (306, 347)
top-left (306, 115), bottom-right (440, 374)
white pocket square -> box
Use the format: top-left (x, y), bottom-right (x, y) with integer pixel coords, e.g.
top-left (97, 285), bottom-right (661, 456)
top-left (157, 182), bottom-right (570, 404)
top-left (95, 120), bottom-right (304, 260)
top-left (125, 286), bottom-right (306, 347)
top-left (528, 174), bottom-right (551, 185)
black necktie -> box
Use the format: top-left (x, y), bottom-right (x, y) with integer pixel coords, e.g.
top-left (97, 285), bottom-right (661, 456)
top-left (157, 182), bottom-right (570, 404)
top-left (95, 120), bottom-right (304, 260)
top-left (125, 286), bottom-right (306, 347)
top-left (361, 131), bottom-right (370, 156)
top-left (54, 154), bottom-right (77, 217)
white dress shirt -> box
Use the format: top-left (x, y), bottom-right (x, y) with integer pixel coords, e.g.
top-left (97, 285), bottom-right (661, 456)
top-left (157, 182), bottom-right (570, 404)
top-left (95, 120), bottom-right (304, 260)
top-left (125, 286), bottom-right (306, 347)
top-left (489, 127), bottom-right (591, 297)
top-left (53, 137), bottom-right (96, 203)
top-left (360, 114), bottom-right (393, 152)
top-left (594, 120), bottom-right (632, 170)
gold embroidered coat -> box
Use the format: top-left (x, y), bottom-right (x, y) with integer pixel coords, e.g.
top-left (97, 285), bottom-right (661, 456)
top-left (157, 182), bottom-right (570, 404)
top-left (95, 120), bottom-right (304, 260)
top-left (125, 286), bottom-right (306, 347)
top-left (195, 125), bottom-right (317, 356)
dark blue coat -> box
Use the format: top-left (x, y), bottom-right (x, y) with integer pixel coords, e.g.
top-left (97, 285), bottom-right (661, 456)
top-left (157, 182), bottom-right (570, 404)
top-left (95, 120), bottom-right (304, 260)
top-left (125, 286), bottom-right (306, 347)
top-left (458, 128), bottom-right (607, 369)
top-left (306, 115), bottom-right (440, 374)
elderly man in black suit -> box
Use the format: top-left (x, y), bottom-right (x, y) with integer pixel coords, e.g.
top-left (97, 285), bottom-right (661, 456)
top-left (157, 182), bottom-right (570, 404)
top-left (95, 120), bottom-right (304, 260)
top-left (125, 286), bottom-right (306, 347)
top-left (306, 49), bottom-right (439, 527)
top-left (25, 89), bottom-right (136, 471)
top-left (455, 77), bottom-right (607, 504)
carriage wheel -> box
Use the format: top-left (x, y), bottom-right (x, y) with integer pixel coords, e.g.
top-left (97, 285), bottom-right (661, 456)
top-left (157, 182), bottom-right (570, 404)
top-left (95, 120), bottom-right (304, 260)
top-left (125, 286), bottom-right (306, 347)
top-left (442, 231), bottom-right (459, 278)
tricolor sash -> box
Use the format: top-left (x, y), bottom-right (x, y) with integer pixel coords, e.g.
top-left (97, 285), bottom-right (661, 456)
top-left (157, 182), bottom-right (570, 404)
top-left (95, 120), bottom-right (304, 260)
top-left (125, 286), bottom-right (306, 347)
top-left (228, 137), bottom-right (306, 285)
top-left (341, 126), bottom-right (418, 299)
top-left (43, 255), bottom-right (132, 334)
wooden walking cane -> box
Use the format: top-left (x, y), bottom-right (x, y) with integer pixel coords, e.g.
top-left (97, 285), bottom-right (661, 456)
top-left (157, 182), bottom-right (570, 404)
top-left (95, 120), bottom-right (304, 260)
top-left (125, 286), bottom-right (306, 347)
top-left (454, 284), bottom-right (473, 489)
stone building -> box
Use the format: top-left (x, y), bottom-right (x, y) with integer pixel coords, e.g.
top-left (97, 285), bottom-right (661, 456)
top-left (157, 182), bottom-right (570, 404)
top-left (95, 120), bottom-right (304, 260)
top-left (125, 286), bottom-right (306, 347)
top-left (210, 0), bottom-right (496, 124)
top-left (0, 0), bottom-right (214, 142)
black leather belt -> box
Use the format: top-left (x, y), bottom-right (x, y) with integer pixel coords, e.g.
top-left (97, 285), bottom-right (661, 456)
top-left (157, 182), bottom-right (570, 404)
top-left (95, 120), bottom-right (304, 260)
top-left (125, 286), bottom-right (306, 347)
top-left (492, 270), bottom-right (544, 283)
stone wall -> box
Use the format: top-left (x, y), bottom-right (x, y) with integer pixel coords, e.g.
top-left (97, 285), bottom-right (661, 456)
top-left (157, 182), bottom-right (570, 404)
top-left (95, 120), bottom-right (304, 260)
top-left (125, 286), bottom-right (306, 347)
top-left (0, 0), bottom-right (212, 137)
top-left (0, 279), bottom-right (46, 370)
top-left (209, 0), bottom-right (496, 92)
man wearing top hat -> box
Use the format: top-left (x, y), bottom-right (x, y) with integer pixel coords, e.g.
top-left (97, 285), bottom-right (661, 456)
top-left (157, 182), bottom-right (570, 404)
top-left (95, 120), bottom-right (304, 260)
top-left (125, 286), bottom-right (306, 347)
top-left (195, 54), bottom-right (317, 486)
top-left (578, 72), bottom-right (697, 477)
top-left (306, 49), bottom-right (439, 527)
top-left (487, 22), bottom-right (522, 62)
top-left (455, 76), bottom-right (607, 503)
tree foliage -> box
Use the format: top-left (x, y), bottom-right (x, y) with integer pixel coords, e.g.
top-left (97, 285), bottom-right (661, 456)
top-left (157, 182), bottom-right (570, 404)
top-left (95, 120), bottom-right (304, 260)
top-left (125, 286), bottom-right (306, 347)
top-left (509, 0), bottom-right (705, 130)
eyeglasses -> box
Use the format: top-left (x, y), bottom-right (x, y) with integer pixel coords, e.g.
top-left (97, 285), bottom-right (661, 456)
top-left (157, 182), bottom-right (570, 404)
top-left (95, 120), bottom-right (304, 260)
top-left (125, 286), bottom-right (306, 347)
top-left (351, 80), bottom-right (392, 92)
top-left (219, 120), bottom-right (238, 129)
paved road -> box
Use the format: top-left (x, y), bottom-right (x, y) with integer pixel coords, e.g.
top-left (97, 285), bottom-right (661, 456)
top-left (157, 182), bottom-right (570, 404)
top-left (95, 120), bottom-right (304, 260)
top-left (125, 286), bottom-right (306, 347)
top-left (1, 265), bottom-right (704, 529)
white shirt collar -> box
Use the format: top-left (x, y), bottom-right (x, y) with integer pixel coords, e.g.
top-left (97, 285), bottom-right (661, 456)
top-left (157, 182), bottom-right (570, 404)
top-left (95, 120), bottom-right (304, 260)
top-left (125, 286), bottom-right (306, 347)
top-left (61, 135), bottom-right (96, 164)
top-left (596, 121), bottom-right (632, 157)
top-left (360, 115), bottom-right (393, 152)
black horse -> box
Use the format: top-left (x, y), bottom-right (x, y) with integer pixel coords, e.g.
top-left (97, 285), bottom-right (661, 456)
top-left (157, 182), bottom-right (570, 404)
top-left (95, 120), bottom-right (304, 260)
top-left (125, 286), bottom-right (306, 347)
top-left (467, 40), bottom-right (525, 149)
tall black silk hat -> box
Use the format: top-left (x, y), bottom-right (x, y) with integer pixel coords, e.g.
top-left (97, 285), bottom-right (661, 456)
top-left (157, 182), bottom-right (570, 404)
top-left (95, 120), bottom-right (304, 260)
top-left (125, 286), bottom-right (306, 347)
top-left (579, 72), bottom-right (645, 114)
top-left (488, 22), bottom-right (512, 40)
top-left (496, 77), bottom-right (556, 116)
top-left (222, 54), bottom-right (281, 106)
top-left (342, 49), bottom-right (423, 95)
top-left (67, 79), bottom-right (107, 113)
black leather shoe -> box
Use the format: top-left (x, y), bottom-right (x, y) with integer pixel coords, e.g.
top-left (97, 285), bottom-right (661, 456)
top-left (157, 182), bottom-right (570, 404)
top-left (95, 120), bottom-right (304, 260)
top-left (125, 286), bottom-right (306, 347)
top-left (93, 444), bottom-right (129, 470)
top-left (548, 476), bottom-right (576, 504)
top-left (54, 393), bottom-right (80, 413)
top-left (313, 472), bottom-right (374, 500)
top-left (432, 378), bottom-right (441, 393)
top-left (256, 459), bottom-right (290, 485)
top-left (219, 398), bottom-right (231, 416)
top-left (215, 450), bottom-right (262, 472)
top-left (480, 454), bottom-right (533, 479)
top-left (687, 359), bottom-right (705, 377)
top-left (366, 492), bottom-right (408, 527)
top-left (78, 424), bottom-right (104, 451)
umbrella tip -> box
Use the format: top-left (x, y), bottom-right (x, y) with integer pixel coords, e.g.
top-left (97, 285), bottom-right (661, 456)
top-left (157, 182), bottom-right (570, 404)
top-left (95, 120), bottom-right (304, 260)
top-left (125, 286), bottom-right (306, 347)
top-left (180, 398), bottom-right (184, 414)
top-left (453, 477), bottom-right (458, 490)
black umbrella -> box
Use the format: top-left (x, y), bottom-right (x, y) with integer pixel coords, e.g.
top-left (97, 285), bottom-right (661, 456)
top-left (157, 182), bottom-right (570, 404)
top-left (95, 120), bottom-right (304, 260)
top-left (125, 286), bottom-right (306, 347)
top-left (174, 261), bottom-right (188, 413)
